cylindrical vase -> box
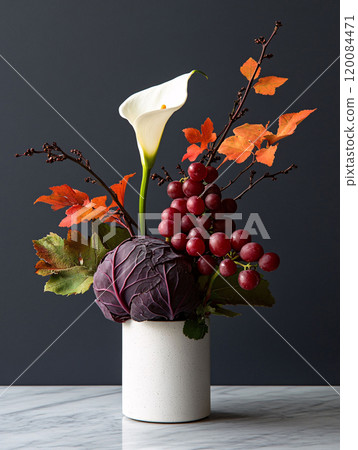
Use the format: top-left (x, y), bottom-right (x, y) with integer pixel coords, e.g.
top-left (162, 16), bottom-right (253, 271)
top-left (122, 319), bottom-right (210, 423)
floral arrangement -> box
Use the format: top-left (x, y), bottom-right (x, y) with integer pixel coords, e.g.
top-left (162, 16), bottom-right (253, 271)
top-left (17, 22), bottom-right (315, 339)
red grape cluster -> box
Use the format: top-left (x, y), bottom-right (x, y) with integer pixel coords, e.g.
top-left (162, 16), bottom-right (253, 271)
top-left (158, 162), bottom-right (280, 291)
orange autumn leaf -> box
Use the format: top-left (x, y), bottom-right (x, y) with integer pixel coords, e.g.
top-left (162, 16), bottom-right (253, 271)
top-left (233, 123), bottom-right (273, 150)
top-left (182, 118), bottom-right (216, 162)
top-left (182, 144), bottom-right (205, 162)
top-left (240, 57), bottom-right (261, 81)
top-left (253, 76), bottom-right (288, 95)
top-left (218, 135), bottom-right (254, 164)
top-left (36, 174), bottom-right (135, 229)
top-left (110, 173), bottom-right (136, 207)
top-left (183, 128), bottom-right (202, 144)
top-left (266, 109), bottom-right (317, 145)
top-left (34, 185), bottom-right (89, 211)
top-left (59, 196), bottom-right (110, 227)
top-left (255, 145), bottom-right (278, 167)
top-left (59, 205), bottom-right (87, 227)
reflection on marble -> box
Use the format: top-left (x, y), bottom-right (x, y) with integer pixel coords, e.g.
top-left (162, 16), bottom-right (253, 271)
top-left (0, 386), bottom-right (339, 449)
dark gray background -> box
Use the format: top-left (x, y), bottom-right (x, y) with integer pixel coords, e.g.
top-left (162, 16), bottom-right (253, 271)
top-left (0, 0), bottom-right (339, 385)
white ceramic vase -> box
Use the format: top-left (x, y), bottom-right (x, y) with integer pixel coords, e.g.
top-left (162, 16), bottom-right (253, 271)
top-left (122, 319), bottom-right (210, 423)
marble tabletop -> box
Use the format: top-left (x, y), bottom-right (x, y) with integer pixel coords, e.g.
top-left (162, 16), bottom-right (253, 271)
top-left (0, 386), bottom-right (339, 449)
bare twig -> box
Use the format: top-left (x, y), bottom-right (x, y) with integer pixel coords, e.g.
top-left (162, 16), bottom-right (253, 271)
top-left (234, 163), bottom-right (297, 200)
top-left (221, 154), bottom-right (256, 191)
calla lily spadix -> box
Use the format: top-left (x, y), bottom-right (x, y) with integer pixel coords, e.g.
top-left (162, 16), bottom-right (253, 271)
top-left (119, 70), bottom-right (207, 235)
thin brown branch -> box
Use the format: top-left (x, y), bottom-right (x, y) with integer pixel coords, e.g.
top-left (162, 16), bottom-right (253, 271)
top-left (220, 155), bottom-right (256, 191)
top-left (234, 163), bottom-right (297, 200)
top-left (206, 21), bottom-right (282, 167)
top-left (16, 143), bottom-right (137, 235)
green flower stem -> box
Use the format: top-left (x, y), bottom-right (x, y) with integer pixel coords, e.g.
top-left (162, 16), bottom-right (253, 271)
top-left (139, 164), bottom-right (151, 235)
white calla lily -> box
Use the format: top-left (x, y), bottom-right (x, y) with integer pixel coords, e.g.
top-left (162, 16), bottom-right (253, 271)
top-left (119, 70), bottom-right (206, 235)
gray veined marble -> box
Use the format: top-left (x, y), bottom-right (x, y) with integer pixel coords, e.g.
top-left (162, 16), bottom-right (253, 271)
top-left (0, 386), bottom-right (339, 449)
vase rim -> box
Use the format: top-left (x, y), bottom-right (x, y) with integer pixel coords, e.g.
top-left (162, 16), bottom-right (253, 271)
top-left (123, 318), bottom-right (209, 326)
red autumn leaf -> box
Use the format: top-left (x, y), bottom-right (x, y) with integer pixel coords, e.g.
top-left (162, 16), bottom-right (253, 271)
top-left (218, 135), bottom-right (254, 164)
top-left (59, 196), bottom-right (110, 227)
top-left (58, 205), bottom-right (86, 227)
top-left (253, 76), bottom-right (288, 95)
top-left (183, 128), bottom-right (202, 144)
top-left (182, 144), bottom-right (204, 162)
top-left (240, 58), bottom-right (261, 81)
top-left (182, 118), bottom-right (216, 162)
top-left (34, 185), bottom-right (89, 211)
top-left (255, 145), bottom-right (278, 167)
top-left (110, 173), bottom-right (136, 207)
top-left (266, 109), bottom-right (317, 145)
top-left (233, 123), bottom-right (273, 150)
top-left (35, 174), bottom-right (136, 229)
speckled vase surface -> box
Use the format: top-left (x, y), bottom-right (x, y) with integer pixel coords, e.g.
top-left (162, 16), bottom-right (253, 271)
top-left (122, 319), bottom-right (210, 423)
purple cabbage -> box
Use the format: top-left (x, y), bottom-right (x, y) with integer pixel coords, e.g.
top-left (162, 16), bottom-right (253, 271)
top-left (93, 236), bottom-right (200, 322)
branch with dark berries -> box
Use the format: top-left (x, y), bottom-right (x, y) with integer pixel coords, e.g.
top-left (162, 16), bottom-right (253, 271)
top-left (151, 165), bottom-right (186, 186)
top-left (206, 20), bottom-right (282, 167)
top-left (16, 142), bottom-right (137, 235)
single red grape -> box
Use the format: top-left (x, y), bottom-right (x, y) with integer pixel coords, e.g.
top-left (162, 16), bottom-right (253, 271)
top-left (231, 229), bottom-right (252, 252)
top-left (167, 181), bottom-right (184, 199)
top-left (222, 198), bottom-right (237, 214)
top-left (259, 252), bottom-right (280, 272)
top-left (238, 270), bottom-right (260, 290)
top-left (213, 219), bottom-right (225, 233)
top-left (197, 255), bottom-right (216, 275)
top-left (161, 207), bottom-right (180, 221)
top-left (186, 237), bottom-right (205, 256)
top-left (209, 232), bottom-right (231, 257)
top-left (171, 233), bottom-right (187, 251)
top-left (187, 196), bottom-right (205, 215)
top-left (196, 214), bottom-right (213, 230)
top-left (240, 242), bottom-right (264, 262)
top-left (181, 214), bottom-right (196, 233)
top-left (213, 218), bottom-right (236, 234)
top-left (203, 183), bottom-right (221, 198)
top-left (188, 162), bottom-right (207, 181)
top-left (219, 259), bottom-right (237, 277)
top-left (158, 220), bottom-right (174, 237)
top-left (212, 203), bottom-right (224, 213)
top-left (188, 227), bottom-right (208, 239)
top-left (182, 179), bottom-right (204, 197)
top-left (205, 193), bottom-right (222, 211)
top-left (204, 166), bottom-right (218, 183)
top-left (171, 198), bottom-right (187, 215)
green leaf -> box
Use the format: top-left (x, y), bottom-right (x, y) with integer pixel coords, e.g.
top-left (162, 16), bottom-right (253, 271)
top-left (183, 318), bottom-right (208, 340)
top-left (44, 267), bottom-right (94, 296)
top-left (90, 232), bottom-right (108, 264)
top-left (97, 223), bottom-right (130, 250)
top-left (33, 232), bottom-right (79, 274)
top-left (197, 274), bottom-right (211, 294)
top-left (210, 304), bottom-right (241, 318)
top-left (33, 229), bottom-right (109, 296)
top-left (209, 271), bottom-right (275, 307)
